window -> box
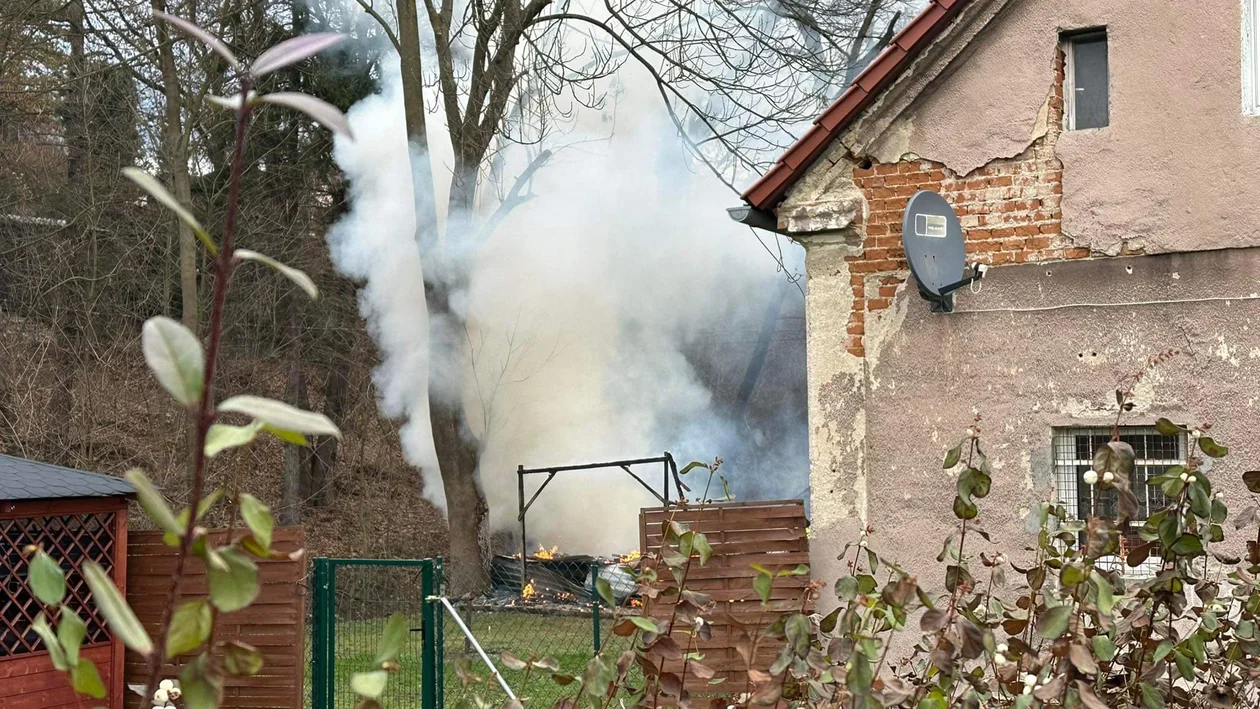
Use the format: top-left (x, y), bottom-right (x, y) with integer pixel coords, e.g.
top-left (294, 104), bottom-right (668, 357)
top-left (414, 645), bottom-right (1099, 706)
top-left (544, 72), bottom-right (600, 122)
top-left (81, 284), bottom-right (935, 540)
top-left (1053, 426), bottom-right (1186, 575)
top-left (1246, 0), bottom-right (1260, 114)
top-left (1062, 29), bottom-right (1109, 130)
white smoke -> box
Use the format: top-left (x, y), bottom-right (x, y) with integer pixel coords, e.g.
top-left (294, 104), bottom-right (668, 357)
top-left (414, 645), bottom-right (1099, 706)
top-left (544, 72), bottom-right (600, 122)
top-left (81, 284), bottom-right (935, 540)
top-left (328, 52), bottom-right (806, 554)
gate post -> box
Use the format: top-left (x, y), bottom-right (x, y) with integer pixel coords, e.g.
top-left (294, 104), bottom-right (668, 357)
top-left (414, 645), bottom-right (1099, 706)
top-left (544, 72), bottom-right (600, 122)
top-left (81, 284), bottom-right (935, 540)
top-left (311, 558), bottom-right (332, 709)
top-left (421, 560), bottom-right (438, 709)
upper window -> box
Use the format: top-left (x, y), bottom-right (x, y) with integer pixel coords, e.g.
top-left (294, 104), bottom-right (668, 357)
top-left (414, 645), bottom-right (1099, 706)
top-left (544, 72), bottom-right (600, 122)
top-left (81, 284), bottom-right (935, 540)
top-left (1062, 29), bottom-right (1109, 130)
top-left (1053, 426), bottom-right (1185, 576)
top-left (1245, 0), bottom-right (1260, 114)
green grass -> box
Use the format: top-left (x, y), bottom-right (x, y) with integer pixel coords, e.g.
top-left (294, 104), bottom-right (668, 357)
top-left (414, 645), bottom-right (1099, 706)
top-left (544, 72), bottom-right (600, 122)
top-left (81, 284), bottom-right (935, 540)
top-left (313, 608), bottom-right (632, 708)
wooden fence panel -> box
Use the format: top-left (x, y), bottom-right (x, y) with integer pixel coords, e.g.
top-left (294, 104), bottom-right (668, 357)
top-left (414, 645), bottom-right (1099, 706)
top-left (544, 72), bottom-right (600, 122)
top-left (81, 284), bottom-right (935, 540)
top-left (640, 500), bottom-right (810, 694)
top-left (125, 527), bottom-right (306, 709)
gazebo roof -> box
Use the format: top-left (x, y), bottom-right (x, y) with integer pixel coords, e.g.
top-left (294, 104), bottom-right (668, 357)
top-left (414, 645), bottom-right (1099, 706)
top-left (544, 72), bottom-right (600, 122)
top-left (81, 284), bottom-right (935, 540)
top-left (0, 454), bottom-right (134, 501)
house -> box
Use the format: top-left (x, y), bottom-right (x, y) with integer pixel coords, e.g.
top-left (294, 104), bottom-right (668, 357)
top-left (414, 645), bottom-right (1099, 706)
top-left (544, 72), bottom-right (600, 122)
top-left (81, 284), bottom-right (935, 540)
top-left (732, 0), bottom-right (1260, 583)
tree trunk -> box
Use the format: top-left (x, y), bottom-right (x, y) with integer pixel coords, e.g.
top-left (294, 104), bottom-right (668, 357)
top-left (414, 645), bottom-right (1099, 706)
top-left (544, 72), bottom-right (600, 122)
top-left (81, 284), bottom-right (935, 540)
top-left (307, 352), bottom-right (348, 507)
top-left (431, 395), bottom-right (490, 595)
top-left (280, 359), bottom-right (308, 527)
top-left (151, 0), bottom-right (198, 333)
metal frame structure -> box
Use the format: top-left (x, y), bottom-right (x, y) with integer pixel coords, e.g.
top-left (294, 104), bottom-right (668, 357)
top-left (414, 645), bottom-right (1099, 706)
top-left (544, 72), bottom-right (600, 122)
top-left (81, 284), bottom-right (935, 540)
top-left (516, 453), bottom-right (681, 590)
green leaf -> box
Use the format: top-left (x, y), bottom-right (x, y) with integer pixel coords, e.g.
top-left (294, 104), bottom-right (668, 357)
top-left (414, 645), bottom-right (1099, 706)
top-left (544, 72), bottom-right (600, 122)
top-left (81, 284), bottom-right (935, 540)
top-left (1154, 418), bottom-right (1182, 436)
top-left (142, 316), bottom-right (204, 406)
top-left (628, 616), bottom-right (660, 633)
top-left (153, 11), bottom-right (243, 72)
top-left (222, 640), bottom-right (265, 676)
top-left (785, 613), bottom-right (811, 657)
top-left (595, 577), bottom-right (615, 607)
top-left (262, 423), bottom-right (310, 446)
top-left (125, 469), bottom-right (181, 536)
top-left (1036, 605), bottom-right (1073, 640)
top-left (162, 488), bottom-right (226, 547)
top-left (28, 550), bottom-right (66, 605)
top-left (943, 441), bottom-right (963, 469)
top-left (953, 495), bottom-right (977, 520)
top-left (204, 421), bottom-right (263, 457)
top-left (753, 570), bottom-right (773, 604)
top-left (692, 532), bottom-right (713, 565)
top-left (1060, 563), bottom-right (1086, 587)
top-left (166, 598), bottom-right (213, 658)
top-left (1199, 436), bottom-right (1228, 458)
top-left (32, 614), bottom-right (69, 670)
top-left (218, 395), bottom-right (341, 438)
top-left (352, 670), bottom-right (389, 698)
top-left (122, 168), bottom-right (217, 255)
top-left (1189, 481), bottom-right (1212, 519)
top-left (1170, 534), bottom-right (1204, 557)
top-left (179, 654), bottom-right (222, 709)
top-left (677, 461), bottom-right (707, 475)
top-left (1090, 572), bottom-right (1116, 615)
top-left (1092, 634), bottom-right (1116, 662)
top-left (499, 651), bottom-right (528, 671)
top-left (83, 562), bottom-right (153, 655)
top-left (1139, 683), bottom-right (1165, 709)
top-left (234, 249), bottom-right (319, 299)
top-left (207, 547), bottom-right (259, 612)
top-left (70, 658), bottom-right (107, 699)
top-left (259, 92), bottom-right (354, 139)
top-left (57, 611), bottom-right (87, 666)
top-left (373, 612), bottom-right (407, 666)
top-left (250, 32), bottom-right (347, 78)
top-left (835, 575), bottom-right (858, 602)
top-left (238, 493), bottom-right (274, 553)
top-left (1244, 471), bottom-right (1260, 493)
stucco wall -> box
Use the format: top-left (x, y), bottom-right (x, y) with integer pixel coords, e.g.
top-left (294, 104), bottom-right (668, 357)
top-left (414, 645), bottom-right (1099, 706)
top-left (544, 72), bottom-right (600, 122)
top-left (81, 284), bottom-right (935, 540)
top-left (805, 245), bottom-right (1260, 590)
top-left (859, 0), bottom-right (1260, 256)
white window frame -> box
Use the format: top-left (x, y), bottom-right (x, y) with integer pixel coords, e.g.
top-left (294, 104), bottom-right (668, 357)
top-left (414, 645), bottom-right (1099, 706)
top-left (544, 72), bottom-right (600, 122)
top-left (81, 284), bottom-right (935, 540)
top-left (1053, 426), bottom-right (1187, 577)
top-left (1244, 0), bottom-right (1260, 114)
top-left (1061, 30), bottom-right (1109, 131)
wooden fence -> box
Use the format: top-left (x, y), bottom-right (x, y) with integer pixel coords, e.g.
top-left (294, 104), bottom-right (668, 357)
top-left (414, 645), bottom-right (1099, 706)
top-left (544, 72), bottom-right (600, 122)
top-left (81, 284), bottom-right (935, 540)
top-left (124, 527), bottom-right (307, 709)
top-left (640, 500), bottom-right (810, 694)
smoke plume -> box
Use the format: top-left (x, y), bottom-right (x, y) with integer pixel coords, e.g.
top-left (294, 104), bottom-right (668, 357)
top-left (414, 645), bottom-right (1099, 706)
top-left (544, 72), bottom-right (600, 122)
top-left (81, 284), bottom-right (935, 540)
top-left (328, 59), bottom-right (807, 554)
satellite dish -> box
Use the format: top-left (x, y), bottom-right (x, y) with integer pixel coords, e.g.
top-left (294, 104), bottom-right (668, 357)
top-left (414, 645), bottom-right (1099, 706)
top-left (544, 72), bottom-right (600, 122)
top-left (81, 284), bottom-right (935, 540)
top-left (901, 190), bottom-right (984, 312)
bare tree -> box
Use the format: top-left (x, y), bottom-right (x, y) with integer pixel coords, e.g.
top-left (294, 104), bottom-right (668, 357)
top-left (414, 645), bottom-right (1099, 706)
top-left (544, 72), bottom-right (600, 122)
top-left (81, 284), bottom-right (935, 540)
top-left (351, 0), bottom-right (907, 589)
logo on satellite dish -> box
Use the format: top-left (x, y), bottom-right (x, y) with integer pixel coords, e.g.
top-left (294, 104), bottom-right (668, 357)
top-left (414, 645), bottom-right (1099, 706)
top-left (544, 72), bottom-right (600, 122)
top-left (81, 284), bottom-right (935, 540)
top-left (901, 190), bottom-right (987, 313)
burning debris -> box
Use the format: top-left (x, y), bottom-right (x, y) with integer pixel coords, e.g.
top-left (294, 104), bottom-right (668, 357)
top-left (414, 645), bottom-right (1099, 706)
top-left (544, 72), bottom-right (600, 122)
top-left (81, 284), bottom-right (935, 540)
top-left (481, 545), bottom-right (641, 614)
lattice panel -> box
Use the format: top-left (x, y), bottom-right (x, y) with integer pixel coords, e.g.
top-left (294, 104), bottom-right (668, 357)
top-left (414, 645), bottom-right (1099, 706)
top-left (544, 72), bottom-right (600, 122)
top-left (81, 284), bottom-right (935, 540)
top-left (1, 513), bottom-right (116, 656)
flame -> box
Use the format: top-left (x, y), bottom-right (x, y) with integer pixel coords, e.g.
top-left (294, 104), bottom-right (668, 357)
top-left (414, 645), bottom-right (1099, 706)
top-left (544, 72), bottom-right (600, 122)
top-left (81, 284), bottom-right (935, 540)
top-left (522, 581), bottom-right (536, 599)
top-left (630, 599), bottom-right (642, 608)
top-left (620, 549), bottom-right (641, 563)
top-left (533, 545), bottom-right (559, 560)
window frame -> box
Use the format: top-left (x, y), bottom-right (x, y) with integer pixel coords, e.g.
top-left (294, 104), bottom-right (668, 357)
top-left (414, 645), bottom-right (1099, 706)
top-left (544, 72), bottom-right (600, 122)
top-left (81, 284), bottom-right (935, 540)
top-left (1244, 0), bottom-right (1260, 114)
top-left (1061, 28), bottom-right (1110, 131)
top-left (1052, 426), bottom-right (1186, 576)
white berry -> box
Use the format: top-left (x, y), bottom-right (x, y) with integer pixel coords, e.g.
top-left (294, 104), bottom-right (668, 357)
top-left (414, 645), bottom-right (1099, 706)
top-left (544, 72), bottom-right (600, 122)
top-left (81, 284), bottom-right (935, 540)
top-left (1102, 471), bottom-right (1115, 483)
top-left (994, 653), bottom-right (1007, 665)
top-left (997, 643), bottom-right (1009, 654)
top-left (1179, 473), bottom-right (1190, 482)
top-left (152, 689), bottom-right (169, 704)
top-left (1216, 492), bottom-right (1225, 500)
top-left (1024, 673), bottom-right (1038, 686)
top-left (159, 680), bottom-right (175, 691)
top-left (1188, 475), bottom-right (1197, 483)
top-left (1083, 470), bottom-right (1099, 485)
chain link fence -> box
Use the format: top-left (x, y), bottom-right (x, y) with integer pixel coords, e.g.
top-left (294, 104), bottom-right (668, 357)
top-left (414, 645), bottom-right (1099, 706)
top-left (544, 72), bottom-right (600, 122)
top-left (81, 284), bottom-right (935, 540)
top-left (310, 555), bottom-right (641, 709)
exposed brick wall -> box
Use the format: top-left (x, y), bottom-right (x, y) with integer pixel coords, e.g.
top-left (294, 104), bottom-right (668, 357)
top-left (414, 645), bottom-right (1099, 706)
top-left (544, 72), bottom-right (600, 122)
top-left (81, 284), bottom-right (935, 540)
top-left (839, 49), bottom-right (1082, 358)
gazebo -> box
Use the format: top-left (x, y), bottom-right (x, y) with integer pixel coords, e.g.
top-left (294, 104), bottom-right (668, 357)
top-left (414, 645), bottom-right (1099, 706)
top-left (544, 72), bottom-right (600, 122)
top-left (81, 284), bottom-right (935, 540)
top-left (0, 454), bottom-right (133, 708)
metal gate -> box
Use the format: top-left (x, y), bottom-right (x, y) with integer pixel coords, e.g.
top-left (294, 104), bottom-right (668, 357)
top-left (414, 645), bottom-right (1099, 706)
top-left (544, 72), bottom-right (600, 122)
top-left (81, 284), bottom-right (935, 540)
top-left (310, 556), bottom-right (614, 708)
top-left (310, 558), bottom-right (443, 709)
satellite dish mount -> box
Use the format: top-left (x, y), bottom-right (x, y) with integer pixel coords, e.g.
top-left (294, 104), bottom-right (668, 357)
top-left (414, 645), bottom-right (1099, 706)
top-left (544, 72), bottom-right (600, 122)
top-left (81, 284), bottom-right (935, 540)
top-left (900, 190), bottom-right (987, 313)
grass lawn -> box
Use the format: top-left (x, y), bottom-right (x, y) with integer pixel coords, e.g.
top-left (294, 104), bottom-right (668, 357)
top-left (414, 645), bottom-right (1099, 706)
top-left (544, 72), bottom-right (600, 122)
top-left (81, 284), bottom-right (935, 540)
top-left (317, 608), bottom-right (633, 708)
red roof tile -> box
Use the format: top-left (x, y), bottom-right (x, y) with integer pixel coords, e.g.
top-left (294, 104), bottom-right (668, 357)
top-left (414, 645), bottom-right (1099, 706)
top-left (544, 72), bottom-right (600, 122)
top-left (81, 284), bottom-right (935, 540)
top-left (741, 0), bottom-right (973, 212)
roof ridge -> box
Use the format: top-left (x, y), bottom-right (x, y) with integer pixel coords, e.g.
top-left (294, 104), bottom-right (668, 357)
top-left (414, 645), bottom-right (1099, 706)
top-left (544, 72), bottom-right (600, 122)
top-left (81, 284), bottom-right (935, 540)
top-left (741, 0), bottom-right (973, 212)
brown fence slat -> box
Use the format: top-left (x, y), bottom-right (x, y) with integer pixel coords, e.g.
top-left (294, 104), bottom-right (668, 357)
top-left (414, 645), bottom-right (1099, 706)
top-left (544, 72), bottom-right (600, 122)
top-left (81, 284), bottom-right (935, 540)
top-left (124, 527), bottom-right (306, 709)
top-left (639, 501), bottom-right (809, 694)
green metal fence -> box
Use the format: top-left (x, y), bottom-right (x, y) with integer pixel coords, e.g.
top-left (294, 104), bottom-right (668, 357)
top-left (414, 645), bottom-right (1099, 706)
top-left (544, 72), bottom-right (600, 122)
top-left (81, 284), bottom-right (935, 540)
top-left (310, 558), bottom-right (441, 709)
top-left (310, 556), bottom-right (627, 708)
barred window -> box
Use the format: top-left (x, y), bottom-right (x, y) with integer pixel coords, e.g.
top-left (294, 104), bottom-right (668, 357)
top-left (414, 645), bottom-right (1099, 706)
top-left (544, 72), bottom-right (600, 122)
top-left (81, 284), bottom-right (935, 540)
top-left (1053, 426), bottom-right (1186, 575)
top-left (1, 514), bottom-right (117, 656)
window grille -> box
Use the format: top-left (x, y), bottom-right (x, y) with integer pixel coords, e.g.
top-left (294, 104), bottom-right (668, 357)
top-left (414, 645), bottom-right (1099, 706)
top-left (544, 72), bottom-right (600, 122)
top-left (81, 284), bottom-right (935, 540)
top-left (1053, 426), bottom-right (1185, 575)
top-left (1062, 29), bottom-right (1110, 130)
top-left (0, 513), bottom-right (117, 656)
